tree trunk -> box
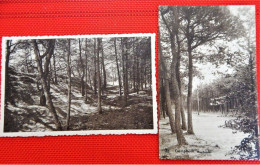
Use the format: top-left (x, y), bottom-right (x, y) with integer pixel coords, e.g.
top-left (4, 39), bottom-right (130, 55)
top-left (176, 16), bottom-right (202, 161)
top-left (100, 61), bottom-right (104, 95)
top-left (125, 40), bottom-right (129, 97)
top-left (249, 50), bottom-right (257, 117)
top-left (161, 8), bottom-right (188, 144)
top-left (53, 53), bottom-right (57, 84)
top-left (176, 35), bottom-right (187, 130)
top-left (159, 33), bottom-right (176, 133)
top-left (197, 89), bottom-right (200, 115)
top-left (32, 39), bottom-right (62, 131)
top-left (170, 36), bottom-right (188, 144)
top-left (47, 60), bottom-right (52, 91)
top-left (187, 47), bottom-right (194, 134)
top-left (149, 55), bottom-right (152, 92)
top-left (88, 67), bottom-right (92, 90)
top-left (180, 94), bottom-right (186, 129)
top-left (114, 39), bottom-right (122, 96)
top-left (140, 60), bottom-right (144, 91)
top-left (121, 38), bottom-right (128, 106)
top-left (136, 49), bottom-right (140, 94)
top-left (165, 78), bottom-right (176, 134)
top-left (101, 41), bottom-right (107, 90)
top-left (25, 52), bottom-right (29, 73)
top-left (93, 39), bottom-right (97, 95)
top-left (159, 78), bottom-right (164, 119)
top-left (84, 39), bottom-right (88, 103)
top-left (5, 40), bottom-right (11, 106)
top-left (66, 39), bottom-right (72, 130)
top-left (144, 56), bottom-right (147, 89)
top-left (133, 40), bottom-right (136, 92)
top-left (97, 38), bottom-right (102, 114)
top-left (78, 39), bottom-right (85, 96)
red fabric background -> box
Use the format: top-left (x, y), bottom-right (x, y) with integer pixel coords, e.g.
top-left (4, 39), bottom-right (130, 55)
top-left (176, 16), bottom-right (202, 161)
top-left (0, 0), bottom-right (259, 164)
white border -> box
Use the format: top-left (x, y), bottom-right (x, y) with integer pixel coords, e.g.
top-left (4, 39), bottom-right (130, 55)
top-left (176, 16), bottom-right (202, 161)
top-left (0, 33), bottom-right (157, 137)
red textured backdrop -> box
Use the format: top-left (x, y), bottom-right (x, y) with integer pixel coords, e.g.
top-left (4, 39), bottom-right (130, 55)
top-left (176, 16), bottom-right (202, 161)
top-left (0, 0), bottom-right (259, 164)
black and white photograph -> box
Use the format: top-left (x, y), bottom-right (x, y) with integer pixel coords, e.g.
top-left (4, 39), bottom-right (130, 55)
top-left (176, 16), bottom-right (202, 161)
top-left (159, 6), bottom-right (259, 160)
top-left (0, 33), bottom-right (157, 136)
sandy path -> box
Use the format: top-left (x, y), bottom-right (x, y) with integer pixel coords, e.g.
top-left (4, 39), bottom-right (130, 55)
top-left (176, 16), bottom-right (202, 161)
top-left (159, 112), bottom-right (248, 160)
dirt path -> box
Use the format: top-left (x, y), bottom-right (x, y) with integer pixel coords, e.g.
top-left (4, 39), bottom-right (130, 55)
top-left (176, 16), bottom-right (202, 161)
top-left (159, 112), bottom-right (248, 160)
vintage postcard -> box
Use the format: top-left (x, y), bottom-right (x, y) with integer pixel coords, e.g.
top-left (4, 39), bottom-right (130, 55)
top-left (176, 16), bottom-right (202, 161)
top-left (0, 33), bottom-right (157, 137)
top-left (159, 6), bottom-right (259, 160)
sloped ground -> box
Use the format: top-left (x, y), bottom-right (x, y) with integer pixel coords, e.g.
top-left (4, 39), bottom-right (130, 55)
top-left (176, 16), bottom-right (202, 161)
top-left (4, 70), bottom-right (153, 132)
top-left (159, 112), bottom-right (248, 160)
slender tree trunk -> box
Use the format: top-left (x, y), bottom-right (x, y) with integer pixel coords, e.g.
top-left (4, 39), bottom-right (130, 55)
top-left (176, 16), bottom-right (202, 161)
top-left (179, 84), bottom-right (187, 130)
top-left (249, 50), bottom-right (256, 117)
top-left (144, 57), bottom-right (147, 89)
top-left (114, 39), bottom-right (122, 96)
top-left (133, 40), bottom-right (136, 92)
top-left (47, 60), bottom-right (52, 91)
top-left (159, 78), bottom-right (166, 119)
top-left (149, 56), bottom-right (152, 92)
top-left (88, 67), bottom-right (92, 90)
top-left (159, 77), bottom-right (163, 119)
top-left (162, 8), bottom-right (188, 144)
top-left (101, 41), bottom-right (107, 90)
top-left (159, 33), bottom-right (176, 133)
top-left (161, 8), bottom-right (188, 134)
top-left (197, 88), bottom-right (200, 115)
top-left (5, 40), bottom-right (12, 106)
top-left (175, 36), bottom-right (187, 130)
top-left (93, 39), bottom-right (97, 95)
top-left (140, 59), bottom-right (144, 91)
top-left (165, 78), bottom-right (176, 134)
top-left (170, 36), bottom-right (187, 144)
top-left (78, 39), bottom-right (85, 96)
top-left (136, 51), bottom-right (140, 94)
top-left (187, 46), bottom-right (194, 134)
top-left (97, 38), bottom-right (102, 114)
top-left (65, 39), bottom-right (72, 130)
top-left (25, 53), bottom-right (29, 73)
top-left (6, 41), bottom-right (11, 75)
top-left (125, 40), bottom-right (129, 97)
top-left (53, 54), bottom-right (57, 84)
top-left (32, 39), bottom-right (62, 130)
top-left (84, 39), bottom-right (88, 103)
top-left (5, 41), bottom-right (11, 97)
top-left (100, 62), bottom-right (104, 95)
top-left (121, 38), bottom-right (128, 106)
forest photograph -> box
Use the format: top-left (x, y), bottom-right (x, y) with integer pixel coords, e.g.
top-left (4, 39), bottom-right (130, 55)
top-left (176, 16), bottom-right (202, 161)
top-left (1, 34), bottom-right (156, 136)
top-left (159, 6), bottom-right (259, 160)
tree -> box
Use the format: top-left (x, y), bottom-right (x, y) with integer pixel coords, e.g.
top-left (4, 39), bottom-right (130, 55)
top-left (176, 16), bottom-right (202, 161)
top-left (160, 7), bottom-right (187, 144)
top-left (101, 41), bottom-right (107, 90)
top-left (65, 39), bottom-right (72, 130)
top-left (132, 38), bottom-right (137, 92)
top-left (5, 40), bottom-right (17, 106)
top-left (179, 6), bottom-right (241, 134)
top-left (78, 39), bottom-right (85, 96)
top-left (32, 39), bottom-right (62, 130)
top-left (97, 38), bottom-right (102, 114)
top-left (93, 39), bottom-right (97, 95)
top-left (5, 40), bottom-right (30, 105)
top-left (84, 39), bottom-right (88, 103)
top-left (52, 52), bottom-right (58, 84)
top-left (114, 38), bottom-right (122, 96)
top-left (121, 37), bottom-right (129, 106)
top-left (159, 34), bottom-right (176, 133)
top-left (160, 7), bottom-right (187, 131)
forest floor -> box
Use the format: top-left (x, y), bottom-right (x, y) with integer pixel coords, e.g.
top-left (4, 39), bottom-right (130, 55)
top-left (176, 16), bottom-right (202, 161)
top-left (159, 112), bottom-right (249, 160)
top-left (4, 70), bottom-right (153, 132)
